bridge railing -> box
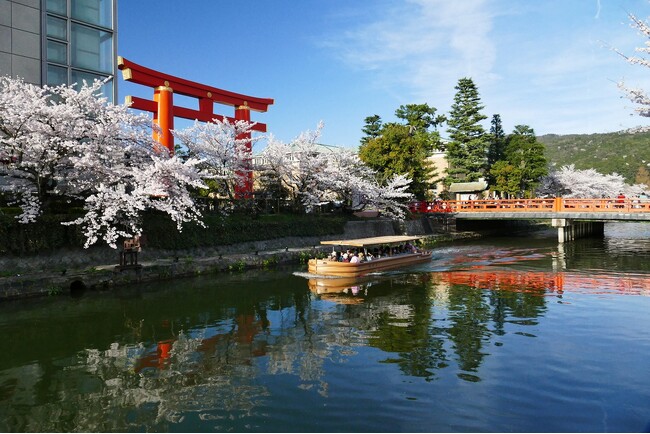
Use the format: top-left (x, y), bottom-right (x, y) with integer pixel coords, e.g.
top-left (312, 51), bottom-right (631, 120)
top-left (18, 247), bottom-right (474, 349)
top-left (412, 198), bottom-right (650, 214)
top-left (559, 198), bottom-right (650, 213)
top-left (447, 198), bottom-right (556, 213)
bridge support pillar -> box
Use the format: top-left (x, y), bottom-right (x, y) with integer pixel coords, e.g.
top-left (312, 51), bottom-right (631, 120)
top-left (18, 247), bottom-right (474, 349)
top-left (552, 219), bottom-right (604, 243)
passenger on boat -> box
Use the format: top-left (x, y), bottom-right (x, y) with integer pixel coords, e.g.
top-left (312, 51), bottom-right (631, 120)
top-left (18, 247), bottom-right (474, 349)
top-left (350, 253), bottom-right (360, 264)
top-left (366, 251), bottom-right (374, 261)
top-left (358, 252), bottom-right (365, 262)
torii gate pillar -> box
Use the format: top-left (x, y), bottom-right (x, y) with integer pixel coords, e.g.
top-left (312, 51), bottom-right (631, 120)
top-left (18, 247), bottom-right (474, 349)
top-left (235, 102), bottom-right (253, 198)
top-left (117, 56), bottom-right (274, 198)
top-left (153, 86), bottom-right (174, 153)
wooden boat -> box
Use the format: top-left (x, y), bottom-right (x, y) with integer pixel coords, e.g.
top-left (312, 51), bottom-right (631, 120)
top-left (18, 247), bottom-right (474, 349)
top-left (307, 235), bottom-right (431, 278)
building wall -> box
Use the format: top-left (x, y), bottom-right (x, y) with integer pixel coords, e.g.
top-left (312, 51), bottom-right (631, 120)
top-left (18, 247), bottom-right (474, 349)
top-left (0, 0), bottom-right (43, 85)
top-left (427, 150), bottom-right (449, 197)
top-left (0, 0), bottom-right (117, 101)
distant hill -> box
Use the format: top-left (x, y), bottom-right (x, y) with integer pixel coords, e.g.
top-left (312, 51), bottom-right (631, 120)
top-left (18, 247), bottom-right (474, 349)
top-left (539, 131), bottom-right (650, 183)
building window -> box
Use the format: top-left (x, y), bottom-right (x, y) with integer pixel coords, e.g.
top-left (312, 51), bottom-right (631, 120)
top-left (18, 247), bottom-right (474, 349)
top-left (47, 40), bottom-right (67, 64)
top-left (71, 70), bottom-right (111, 98)
top-left (47, 64), bottom-right (68, 86)
top-left (70, 23), bottom-right (113, 73)
top-left (44, 0), bottom-right (115, 101)
top-left (46, 15), bottom-right (67, 40)
top-left (71, 0), bottom-right (112, 28)
top-left (46, 0), bottom-right (67, 16)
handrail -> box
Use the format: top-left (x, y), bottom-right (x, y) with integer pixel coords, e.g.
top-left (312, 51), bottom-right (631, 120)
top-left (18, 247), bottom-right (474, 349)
top-left (409, 198), bottom-right (650, 214)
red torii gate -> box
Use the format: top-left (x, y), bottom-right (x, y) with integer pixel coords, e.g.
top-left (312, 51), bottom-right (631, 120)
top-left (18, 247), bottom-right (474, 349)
top-left (117, 56), bottom-right (274, 198)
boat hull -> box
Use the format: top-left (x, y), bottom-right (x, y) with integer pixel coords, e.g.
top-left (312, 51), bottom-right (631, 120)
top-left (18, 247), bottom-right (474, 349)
top-left (307, 252), bottom-right (431, 277)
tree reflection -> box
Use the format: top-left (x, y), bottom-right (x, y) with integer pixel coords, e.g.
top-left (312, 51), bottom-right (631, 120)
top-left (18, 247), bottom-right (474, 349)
top-left (323, 271), bottom-right (551, 382)
top-left (2, 266), bottom-right (646, 431)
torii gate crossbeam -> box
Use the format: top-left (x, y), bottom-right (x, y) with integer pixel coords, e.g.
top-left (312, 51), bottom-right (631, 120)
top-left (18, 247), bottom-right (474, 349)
top-left (117, 56), bottom-right (274, 198)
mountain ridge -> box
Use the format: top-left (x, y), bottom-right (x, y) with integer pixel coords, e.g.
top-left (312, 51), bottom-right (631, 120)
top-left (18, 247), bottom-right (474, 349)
top-left (538, 130), bottom-right (650, 183)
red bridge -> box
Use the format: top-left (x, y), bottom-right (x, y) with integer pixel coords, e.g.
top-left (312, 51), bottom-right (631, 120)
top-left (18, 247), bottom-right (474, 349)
top-left (409, 198), bottom-right (650, 243)
top-left (409, 198), bottom-right (650, 214)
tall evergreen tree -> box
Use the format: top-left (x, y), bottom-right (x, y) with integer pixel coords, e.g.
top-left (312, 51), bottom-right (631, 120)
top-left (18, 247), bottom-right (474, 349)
top-left (360, 115), bottom-right (383, 145)
top-left (486, 114), bottom-right (506, 187)
top-left (445, 77), bottom-right (488, 185)
top-left (487, 114), bottom-right (506, 167)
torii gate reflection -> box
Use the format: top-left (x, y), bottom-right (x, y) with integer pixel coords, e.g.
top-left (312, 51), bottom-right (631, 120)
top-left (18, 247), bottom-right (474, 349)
top-left (117, 57), bottom-right (274, 198)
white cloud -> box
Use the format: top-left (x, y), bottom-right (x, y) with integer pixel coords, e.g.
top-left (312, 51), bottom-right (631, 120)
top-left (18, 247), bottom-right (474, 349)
top-left (321, 0), bottom-right (650, 136)
top-left (325, 0), bottom-right (497, 103)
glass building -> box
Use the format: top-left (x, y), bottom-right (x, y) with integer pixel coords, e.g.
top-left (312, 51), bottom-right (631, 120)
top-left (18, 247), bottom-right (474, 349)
top-left (0, 0), bottom-right (117, 101)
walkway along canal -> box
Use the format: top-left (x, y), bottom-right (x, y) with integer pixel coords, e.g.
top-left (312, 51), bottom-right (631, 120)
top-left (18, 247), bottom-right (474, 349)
top-left (0, 219), bottom-right (483, 301)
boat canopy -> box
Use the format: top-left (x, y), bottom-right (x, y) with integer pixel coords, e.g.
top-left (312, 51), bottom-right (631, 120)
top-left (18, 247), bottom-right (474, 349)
top-left (320, 235), bottom-right (422, 248)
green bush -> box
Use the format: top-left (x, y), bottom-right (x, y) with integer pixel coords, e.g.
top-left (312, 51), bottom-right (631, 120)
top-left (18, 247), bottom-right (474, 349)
top-left (0, 212), bottom-right (86, 255)
top-left (141, 212), bottom-right (347, 249)
top-left (0, 209), bottom-right (348, 254)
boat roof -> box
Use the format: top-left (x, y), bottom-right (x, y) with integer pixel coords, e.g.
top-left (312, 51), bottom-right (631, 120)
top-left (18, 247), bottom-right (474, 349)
top-left (320, 235), bottom-right (422, 247)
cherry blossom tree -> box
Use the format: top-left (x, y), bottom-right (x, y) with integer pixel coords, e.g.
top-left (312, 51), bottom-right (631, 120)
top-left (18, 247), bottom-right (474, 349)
top-left (617, 11), bottom-right (650, 129)
top-left (257, 122), bottom-right (413, 218)
top-left (352, 173), bottom-right (413, 220)
top-left (537, 165), bottom-right (648, 198)
top-left (0, 76), bottom-right (208, 248)
top-left (172, 118), bottom-right (259, 202)
top-left (257, 123), bottom-right (329, 212)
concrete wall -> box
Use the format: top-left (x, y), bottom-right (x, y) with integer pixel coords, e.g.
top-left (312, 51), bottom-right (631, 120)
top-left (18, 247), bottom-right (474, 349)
top-left (0, 0), bottom-right (42, 84)
top-left (0, 219), bottom-right (406, 273)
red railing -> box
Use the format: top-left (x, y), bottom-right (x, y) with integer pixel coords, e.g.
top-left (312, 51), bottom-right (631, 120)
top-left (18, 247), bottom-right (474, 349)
top-left (409, 198), bottom-right (650, 214)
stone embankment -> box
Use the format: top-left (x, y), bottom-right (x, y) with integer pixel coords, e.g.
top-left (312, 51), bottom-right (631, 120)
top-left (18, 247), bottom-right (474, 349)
top-left (0, 218), bottom-right (474, 301)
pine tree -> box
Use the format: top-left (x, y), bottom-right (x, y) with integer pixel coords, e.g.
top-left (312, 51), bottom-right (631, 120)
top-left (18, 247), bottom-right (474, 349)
top-left (360, 115), bottom-right (383, 145)
top-left (445, 77), bottom-right (488, 185)
top-left (486, 114), bottom-right (506, 187)
top-left (487, 114), bottom-right (506, 168)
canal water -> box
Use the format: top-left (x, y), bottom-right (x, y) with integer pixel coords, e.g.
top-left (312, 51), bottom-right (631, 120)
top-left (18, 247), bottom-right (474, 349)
top-left (1, 222), bottom-right (649, 432)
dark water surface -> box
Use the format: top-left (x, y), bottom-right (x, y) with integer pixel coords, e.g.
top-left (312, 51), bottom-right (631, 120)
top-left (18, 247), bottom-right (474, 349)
top-left (1, 222), bottom-right (650, 432)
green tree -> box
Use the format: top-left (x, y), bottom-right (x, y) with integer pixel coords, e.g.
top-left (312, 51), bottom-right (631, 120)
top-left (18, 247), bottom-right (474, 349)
top-left (490, 160), bottom-right (523, 197)
top-left (359, 123), bottom-right (434, 199)
top-left (445, 78), bottom-right (489, 185)
top-left (359, 104), bottom-right (443, 199)
top-left (491, 125), bottom-right (547, 197)
top-left (395, 103), bottom-right (445, 132)
top-left (487, 114), bottom-right (506, 169)
top-left (360, 115), bottom-right (383, 145)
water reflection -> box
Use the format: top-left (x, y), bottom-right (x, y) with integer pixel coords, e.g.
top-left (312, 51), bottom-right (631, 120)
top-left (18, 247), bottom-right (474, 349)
top-left (1, 224), bottom-right (649, 432)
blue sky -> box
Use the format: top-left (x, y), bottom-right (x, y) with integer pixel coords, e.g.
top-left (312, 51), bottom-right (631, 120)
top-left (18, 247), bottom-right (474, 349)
top-left (117, 0), bottom-right (650, 150)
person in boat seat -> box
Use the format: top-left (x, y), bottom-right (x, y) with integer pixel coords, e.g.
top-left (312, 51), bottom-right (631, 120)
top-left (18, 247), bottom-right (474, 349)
top-left (342, 253), bottom-right (350, 262)
top-left (366, 251), bottom-right (374, 261)
top-left (329, 251), bottom-right (338, 261)
top-left (350, 252), bottom-right (360, 263)
top-left (358, 252), bottom-right (365, 262)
